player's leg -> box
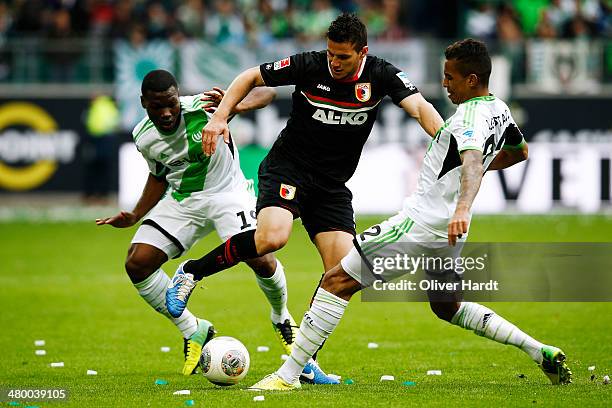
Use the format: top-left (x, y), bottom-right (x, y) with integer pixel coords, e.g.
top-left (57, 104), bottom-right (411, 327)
top-left (167, 207), bottom-right (294, 316)
top-left (290, 182), bottom-right (356, 383)
top-left (203, 186), bottom-right (296, 353)
top-left (430, 297), bottom-right (572, 384)
top-left (250, 214), bottom-right (407, 390)
top-left (250, 262), bottom-right (360, 390)
top-left (246, 254), bottom-right (297, 354)
top-left (126, 241), bottom-right (202, 339)
top-left (132, 198), bottom-right (215, 375)
top-left (424, 239), bottom-right (572, 384)
top-left (180, 206), bottom-right (294, 281)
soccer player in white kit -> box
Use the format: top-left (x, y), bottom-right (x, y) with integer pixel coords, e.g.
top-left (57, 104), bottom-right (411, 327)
top-left (96, 70), bottom-right (297, 375)
top-left (249, 39), bottom-right (572, 390)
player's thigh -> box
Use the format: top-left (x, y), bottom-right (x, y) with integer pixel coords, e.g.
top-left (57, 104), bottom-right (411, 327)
top-left (254, 207), bottom-right (294, 252)
top-left (341, 212), bottom-right (431, 287)
top-left (256, 150), bottom-right (303, 220)
top-left (300, 181), bottom-right (356, 243)
top-left (313, 230), bottom-right (355, 272)
top-left (132, 195), bottom-right (214, 260)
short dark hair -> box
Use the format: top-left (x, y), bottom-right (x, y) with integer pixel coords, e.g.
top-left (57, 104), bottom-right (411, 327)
top-left (444, 39), bottom-right (492, 86)
top-left (141, 69), bottom-right (178, 95)
top-left (327, 13), bottom-right (367, 51)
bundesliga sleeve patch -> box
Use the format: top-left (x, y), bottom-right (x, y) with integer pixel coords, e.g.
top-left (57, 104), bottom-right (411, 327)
top-left (396, 72), bottom-right (416, 90)
top-left (273, 57), bottom-right (291, 70)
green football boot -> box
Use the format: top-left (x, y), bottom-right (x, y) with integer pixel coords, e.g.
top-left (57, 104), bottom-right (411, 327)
top-left (183, 319), bottom-right (215, 375)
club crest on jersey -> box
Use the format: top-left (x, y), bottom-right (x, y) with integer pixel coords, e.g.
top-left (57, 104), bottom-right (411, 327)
top-left (273, 57), bottom-right (290, 70)
top-left (191, 130), bottom-right (203, 142)
top-left (355, 83), bottom-right (371, 102)
top-left (279, 183), bottom-right (296, 200)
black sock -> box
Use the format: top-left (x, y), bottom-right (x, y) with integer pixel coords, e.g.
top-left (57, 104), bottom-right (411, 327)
top-left (184, 229), bottom-right (259, 280)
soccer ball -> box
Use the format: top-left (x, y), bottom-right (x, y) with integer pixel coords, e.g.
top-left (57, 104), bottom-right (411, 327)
top-left (200, 336), bottom-right (250, 386)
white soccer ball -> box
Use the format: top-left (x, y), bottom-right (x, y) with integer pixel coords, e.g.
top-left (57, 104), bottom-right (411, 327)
top-left (200, 336), bottom-right (250, 386)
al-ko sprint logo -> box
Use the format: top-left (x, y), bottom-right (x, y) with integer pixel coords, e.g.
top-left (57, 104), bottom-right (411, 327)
top-left (0, 102), bottom-right (78, 190)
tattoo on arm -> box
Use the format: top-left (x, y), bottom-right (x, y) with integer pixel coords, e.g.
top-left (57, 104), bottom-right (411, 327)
top-left (456, 150), bottom-right (484, 212)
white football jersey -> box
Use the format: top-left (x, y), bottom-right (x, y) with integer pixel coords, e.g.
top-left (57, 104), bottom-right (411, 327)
top-left (132, 94), bottom-right (246, 201)
top-left (404, 95), bottom-right (524, 237)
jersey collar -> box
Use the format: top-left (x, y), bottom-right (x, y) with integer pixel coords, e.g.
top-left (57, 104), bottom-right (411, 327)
top-left (328, 55), bottom-right (368, 83)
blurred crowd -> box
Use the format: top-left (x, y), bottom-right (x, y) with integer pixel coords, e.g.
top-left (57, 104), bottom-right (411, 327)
top-left (0, 1), bottom-right (609, 84)
top-left (0, 0), bottom-right (609, 48)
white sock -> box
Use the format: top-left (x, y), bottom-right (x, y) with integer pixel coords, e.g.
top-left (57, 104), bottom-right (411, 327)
top-left (255, 260), bottom-right (290, 323)
top-left (451, 302), bottom-right (544, 363)
top-left (133, 269), bottom-right (198, 338)
top-left (277, 288), bottom-right (348, 384)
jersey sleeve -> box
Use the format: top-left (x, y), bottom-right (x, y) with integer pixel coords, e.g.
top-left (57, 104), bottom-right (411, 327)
top-left (379, 60), bottom-right (420, 105)
top-left (259, 52), bottom-right (314, 87)
top-left (501, 122), bottom-right (526, 150)
top-left (450, 104), bottom-right (488, 153)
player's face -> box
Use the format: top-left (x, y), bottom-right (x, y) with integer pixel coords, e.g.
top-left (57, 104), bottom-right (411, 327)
top-left (443, 59), bottom-right (471, 105)
top-left (326, 39), bottom-right (367, 81)
top-left (141, 86), bottom-right (181, 132)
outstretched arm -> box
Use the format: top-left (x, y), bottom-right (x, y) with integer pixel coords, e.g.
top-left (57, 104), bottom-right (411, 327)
top-left (201, 67), bottom-right (267, 156)
top-left (201, 86), bottom-right (276, 115)
top-left (399, 93), bottom-right (444, 138)
top-left (96, 173), bottom-right (167, 228)
top-left (448, 149), bottom-right (484, 246)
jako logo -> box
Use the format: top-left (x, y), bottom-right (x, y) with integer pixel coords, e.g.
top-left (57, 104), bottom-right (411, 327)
top-left (312, 109), bottom-right (368, 125)
top-left (316, 84), bottom-right (331, 92)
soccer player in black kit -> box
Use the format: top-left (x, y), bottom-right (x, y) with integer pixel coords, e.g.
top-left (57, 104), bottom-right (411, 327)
top-left (166, 13), bottom-right (444, 384)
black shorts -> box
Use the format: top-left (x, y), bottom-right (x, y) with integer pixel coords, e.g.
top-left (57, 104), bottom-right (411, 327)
top-left (256, 149), bottom-right (356, 240)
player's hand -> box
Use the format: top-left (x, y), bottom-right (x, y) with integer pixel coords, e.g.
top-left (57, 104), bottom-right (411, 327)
top-left (202, 115), bottom-right (230, 156)
top-left (447, 208), bottom-right (469, 246)
top-left (200, 87), bottom-right (225, 113)
top-left (95, 211), bottom-right (139, 228)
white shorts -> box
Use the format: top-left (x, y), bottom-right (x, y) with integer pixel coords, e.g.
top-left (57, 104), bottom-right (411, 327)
top-left (131, 181), bottom-right (257, 259)
top-left (341, 210), bottom-right (466, 287)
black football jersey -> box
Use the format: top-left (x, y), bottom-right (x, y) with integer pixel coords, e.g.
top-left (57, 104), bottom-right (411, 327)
top-left (260, 51), bottom-right (419, 183)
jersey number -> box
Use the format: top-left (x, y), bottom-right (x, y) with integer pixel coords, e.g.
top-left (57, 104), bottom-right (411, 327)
top-left (359, 225), bottom-right (382, 241)
top-left (482, 133), bottom-right (506, 159)
top-left (236, 210), bottom-right (257, 230)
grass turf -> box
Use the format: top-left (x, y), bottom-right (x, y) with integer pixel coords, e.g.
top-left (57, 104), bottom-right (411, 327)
top-left (1, 215), bottom-right (611, 407)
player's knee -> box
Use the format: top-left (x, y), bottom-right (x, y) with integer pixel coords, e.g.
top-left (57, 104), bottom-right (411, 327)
top-left (245, 254), bottom-right (277, 278)
top-left (429, 301), bottom-right (459, 322)
top-left (320, 265), bottom-right (360, 301)
top-left (125, 247), bottom-right (157, 283)
top-left (254, 229), bottom-right (289, 254)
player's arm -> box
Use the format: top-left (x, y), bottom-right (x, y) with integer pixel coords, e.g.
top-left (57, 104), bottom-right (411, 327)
top-left (96, 173), bottom-right (167, 228)
top-left (488, 141), bottom-right (528, 170)
top-left (448, 149), bottom-right (484, 246)
top-left (202, 67), bottom-right (267, 156)
top-left (201, 86), bottom-right (276, 115)
top-left (399, 93), bottom-right (444, 138)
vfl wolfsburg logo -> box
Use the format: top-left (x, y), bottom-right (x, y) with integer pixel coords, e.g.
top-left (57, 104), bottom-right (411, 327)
top-left (191, 130), bottom-right (203, 142)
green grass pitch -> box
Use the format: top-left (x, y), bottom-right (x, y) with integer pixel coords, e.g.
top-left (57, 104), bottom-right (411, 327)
top-left (1, 215), bottom-right (611, 407)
